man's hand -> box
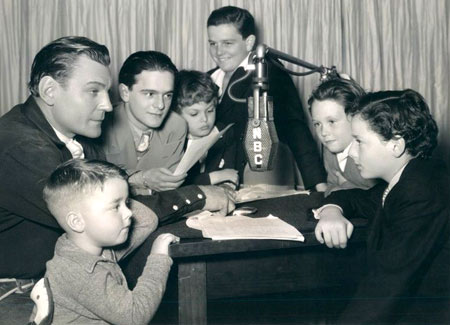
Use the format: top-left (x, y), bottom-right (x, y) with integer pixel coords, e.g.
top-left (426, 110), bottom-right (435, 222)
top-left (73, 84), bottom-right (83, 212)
top-left (198, 185), bottom-right (235, 216)
top-left (142, 168), bottom-right (187, 192)
top-left (209, 169), bottom-right (239, 188)
top-left (314, 206), bottom-right (354, 248)
top-left (315, 182), bottom-right (328, 192)
top-left (151, 233), bottom-right (180, 256)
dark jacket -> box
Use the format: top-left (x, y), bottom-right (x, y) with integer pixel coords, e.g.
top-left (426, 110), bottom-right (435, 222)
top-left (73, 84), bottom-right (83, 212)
top-left (325, 158), bottom-right (450, 324)
top-left (208, 58), bottom-right (326, 189)
top-left (0, 97), bottom-right (206, 279)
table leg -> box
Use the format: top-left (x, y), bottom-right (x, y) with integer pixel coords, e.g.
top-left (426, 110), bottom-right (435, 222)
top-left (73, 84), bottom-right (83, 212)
top-left (178, 261), bottom-right (207, 325)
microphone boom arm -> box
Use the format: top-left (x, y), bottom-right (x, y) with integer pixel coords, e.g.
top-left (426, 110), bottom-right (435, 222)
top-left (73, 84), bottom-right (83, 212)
top-left (257, 44), bottom-right (338, 80)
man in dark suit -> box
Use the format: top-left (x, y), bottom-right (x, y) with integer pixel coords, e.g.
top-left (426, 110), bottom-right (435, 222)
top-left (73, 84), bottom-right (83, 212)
top-left (315, 90), bottom-right (450, 323)
top-left (206, 6), bottom-right (327, 191)
top-left (0, 37), bottom-right (233, 280)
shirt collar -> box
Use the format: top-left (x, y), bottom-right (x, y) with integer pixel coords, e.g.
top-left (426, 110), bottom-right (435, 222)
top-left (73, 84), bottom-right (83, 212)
top-left (51, 126), bottom-right (72, 144)
top-left (336, 143), bottom-right (351, 162)
top-left (382, 160), bottom-right (410, 207)
top-left (387, 161), bottom-right (409, 192)
top-left (54, 234), bottom-right (116, 274)
top-left (336, 143), bottom-right (351, 171)
top-left (210, 52), bottom-right (253, 95)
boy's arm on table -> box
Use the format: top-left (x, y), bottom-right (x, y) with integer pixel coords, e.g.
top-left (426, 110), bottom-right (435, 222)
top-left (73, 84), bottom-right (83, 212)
top-left (115, 199), bottom-right (159, 260)
top-left (339, 178), bottom-right (450, 323)
top-left (315, 183), bottom-right (386, 248)
top-left (70, 252), bottom-right (173, 325)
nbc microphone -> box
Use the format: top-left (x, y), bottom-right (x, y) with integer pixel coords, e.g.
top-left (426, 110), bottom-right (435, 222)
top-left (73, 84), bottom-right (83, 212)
top-left (244, 44), bottom-right (279, 171)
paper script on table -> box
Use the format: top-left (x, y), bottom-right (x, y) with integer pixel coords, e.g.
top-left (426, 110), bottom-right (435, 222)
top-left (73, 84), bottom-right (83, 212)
top-left (174, 123), bottom-right (234, 176)
top-left (186, 211), bottom-right (304, 242)
top-left (234, 184), bottom-right (310, 203)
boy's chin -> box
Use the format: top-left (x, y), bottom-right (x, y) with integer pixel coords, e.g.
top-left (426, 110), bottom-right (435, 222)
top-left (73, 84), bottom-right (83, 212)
top-left (326, 145), bottom-right (346, 154)
top-left (193, 129), bottom-right (213, 138)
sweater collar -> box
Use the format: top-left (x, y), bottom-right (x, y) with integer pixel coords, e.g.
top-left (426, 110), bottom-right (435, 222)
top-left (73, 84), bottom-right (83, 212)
top-left (54, 234), bottom-right (116, 274)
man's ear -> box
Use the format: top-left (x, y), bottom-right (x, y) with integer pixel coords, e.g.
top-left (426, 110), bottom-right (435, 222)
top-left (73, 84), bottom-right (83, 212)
top-left (38, 76), bottom-right (59, 106)
top-left (245, 34), bottom-right (256, 52)
top-left (119, 83), bottom-right (130, 102)
top-left (66, 211), bottom-right (85, 233)
top-left (390, 136), bottom-right (406, 158)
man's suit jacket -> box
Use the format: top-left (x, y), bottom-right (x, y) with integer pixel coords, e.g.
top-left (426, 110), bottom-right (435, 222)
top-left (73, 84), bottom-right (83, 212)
top-left (325, 158), bottom-right (450, 324)
top-left (323, 147), bottom-right (377, 196)
top-left (101, 102), bottom-right (187, 172)
top-left (0, 97), bottom-right (205, 279)
top-left (208, 58), bottom-right (326, 189)
top-left (183, 123), bottom-right (236, 185)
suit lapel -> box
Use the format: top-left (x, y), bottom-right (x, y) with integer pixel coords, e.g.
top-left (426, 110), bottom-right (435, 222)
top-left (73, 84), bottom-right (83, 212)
top-left (113, 105), bottom-right (139, 169)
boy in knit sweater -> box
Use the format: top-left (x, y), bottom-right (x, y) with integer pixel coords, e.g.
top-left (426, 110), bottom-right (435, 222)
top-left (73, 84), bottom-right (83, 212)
top-left (36, 159), bottom-right (179, 324)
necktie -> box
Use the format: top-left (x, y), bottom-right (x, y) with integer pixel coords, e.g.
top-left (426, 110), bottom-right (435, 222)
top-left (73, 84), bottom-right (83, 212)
top-left (66, 138), bottom-right (85, 159)
top-left (136, 133), bottom-right (150, 152)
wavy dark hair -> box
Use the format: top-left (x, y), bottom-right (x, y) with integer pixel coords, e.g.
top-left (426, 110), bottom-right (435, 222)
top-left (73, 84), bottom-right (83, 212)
top-left (119, 51), bottom-right (178, 89)
top-left (308, 78), bottom-right (366, 114)
top-left (207, 6), bottom-right (255, 38)
top-left (174, 70), bottom-right (219, 112)
top-left (347, 89), bottom-right (438, 158)
top-left (28, 36), bottom-right (110, 97)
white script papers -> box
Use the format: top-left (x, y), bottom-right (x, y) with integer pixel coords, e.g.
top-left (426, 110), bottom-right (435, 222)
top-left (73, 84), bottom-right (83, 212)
top-left (174, 123), bottom-right (234, 176)
top-left (186, 211), bottom-right (304, 242)
top-left (235, 184), bottom-right (310, 203)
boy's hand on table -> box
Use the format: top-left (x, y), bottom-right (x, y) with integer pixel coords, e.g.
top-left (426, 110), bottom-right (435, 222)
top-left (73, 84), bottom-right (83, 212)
top-left (151, 233), bottom-right (180, 256)
top-left (315, 206), bottom-right (353, 249)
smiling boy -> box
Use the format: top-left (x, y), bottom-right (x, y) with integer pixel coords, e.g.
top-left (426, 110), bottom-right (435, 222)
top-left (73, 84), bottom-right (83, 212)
top-left (206, 6), bottom-right (327, 190)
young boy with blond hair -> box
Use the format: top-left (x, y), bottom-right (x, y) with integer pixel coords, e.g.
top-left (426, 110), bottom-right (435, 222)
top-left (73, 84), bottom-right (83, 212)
top-left (35, 159), bottom-right (179, 324)
top-left (174, 70), bottom-right (239, 188)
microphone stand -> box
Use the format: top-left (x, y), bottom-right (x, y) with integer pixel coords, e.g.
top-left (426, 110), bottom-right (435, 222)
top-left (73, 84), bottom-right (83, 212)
top-left (239, 44), bottom-right (339, 171)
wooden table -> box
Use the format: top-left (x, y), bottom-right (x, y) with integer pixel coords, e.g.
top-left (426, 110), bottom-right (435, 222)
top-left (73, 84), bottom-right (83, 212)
top-left (123, 193), bottom-right (368, 325)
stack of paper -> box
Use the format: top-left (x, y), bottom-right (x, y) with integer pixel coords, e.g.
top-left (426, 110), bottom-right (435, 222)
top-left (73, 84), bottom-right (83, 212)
top-left (186, 212), bottom-right (304, 242)
top-left (235, 184), bottom-right (310, 203)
